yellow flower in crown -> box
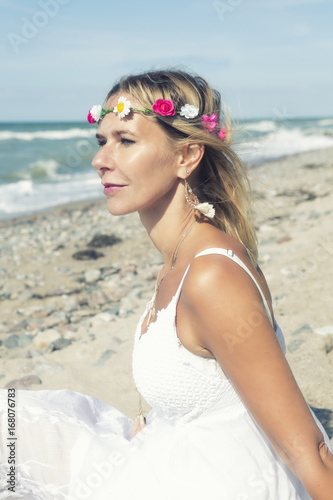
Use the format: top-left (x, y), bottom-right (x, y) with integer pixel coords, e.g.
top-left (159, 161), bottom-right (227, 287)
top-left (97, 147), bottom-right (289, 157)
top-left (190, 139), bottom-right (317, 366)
top-left (113, 97), bottom-right (132, 119)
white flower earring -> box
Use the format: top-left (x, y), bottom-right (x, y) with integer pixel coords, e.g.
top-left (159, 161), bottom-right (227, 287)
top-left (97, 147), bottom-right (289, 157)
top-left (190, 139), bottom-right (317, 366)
top-left (184, 180), bottom-right (215, 219)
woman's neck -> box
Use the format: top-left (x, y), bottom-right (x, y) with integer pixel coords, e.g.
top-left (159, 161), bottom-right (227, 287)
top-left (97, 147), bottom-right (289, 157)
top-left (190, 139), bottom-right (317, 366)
top-left (138, 184), bottom-right (196, 265)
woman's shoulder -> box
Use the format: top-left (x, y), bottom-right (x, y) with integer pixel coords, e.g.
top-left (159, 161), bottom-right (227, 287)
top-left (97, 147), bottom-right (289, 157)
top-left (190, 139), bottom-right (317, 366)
top-left (183, 243), bottom-right (253, 302)
top-left (188, 227), bottom-right (255, 284)
top-left (182, 229), bottom-right (274, 323)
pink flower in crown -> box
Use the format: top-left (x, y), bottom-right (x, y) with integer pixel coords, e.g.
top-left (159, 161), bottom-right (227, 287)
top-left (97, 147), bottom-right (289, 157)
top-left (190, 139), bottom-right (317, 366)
top-left (152, 99), bottom-right (176, 117)
top-left (218, 128), bottom-right (227, 141)
top-left (202, 113), bottom-right (219, 133)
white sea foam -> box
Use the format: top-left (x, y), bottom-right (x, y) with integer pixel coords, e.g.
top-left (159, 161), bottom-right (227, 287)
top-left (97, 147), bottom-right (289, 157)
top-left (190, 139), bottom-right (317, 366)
top-left (318, 118), bottom-right (333, 126)
top-left (244, 120), bottom-right (277, 133)
top-left (0, 128), bottom-right (96, 141)
top-left (0, 174), bottom-right (102, 219)
top-left (239, 128), bottom-right (333, 163)
top-left (29, 159), bottom-right (61, 180)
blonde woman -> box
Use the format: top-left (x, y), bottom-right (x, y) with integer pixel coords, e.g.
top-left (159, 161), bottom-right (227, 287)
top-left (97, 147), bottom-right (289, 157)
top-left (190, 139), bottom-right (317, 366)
top-left (0, 69), bottom-right (332, 499)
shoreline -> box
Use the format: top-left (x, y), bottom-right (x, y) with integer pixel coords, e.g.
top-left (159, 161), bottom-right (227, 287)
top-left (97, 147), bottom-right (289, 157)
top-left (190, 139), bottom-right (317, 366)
top-left (1, 144), bottom-right (332, 228)
top-left (0, 146), bottom-right (332, 439)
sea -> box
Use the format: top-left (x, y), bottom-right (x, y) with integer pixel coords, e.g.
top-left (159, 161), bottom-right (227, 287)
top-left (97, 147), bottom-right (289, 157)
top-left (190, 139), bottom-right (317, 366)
top-left (1, 117), bottom-right (333, 220)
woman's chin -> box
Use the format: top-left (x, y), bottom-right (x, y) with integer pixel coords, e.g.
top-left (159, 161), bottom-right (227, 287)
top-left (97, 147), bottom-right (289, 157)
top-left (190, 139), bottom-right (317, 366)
top-left (106, 199), bottom-right (137, 217)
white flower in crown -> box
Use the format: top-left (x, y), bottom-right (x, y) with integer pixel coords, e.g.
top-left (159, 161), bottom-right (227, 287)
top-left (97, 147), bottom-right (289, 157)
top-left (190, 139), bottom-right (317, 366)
top-left (113, 96), bottom-right (132, 119)
top-left (195, 202), bottom-right (215, 218)
top-left (88, 105), bottom-right (103, 123)
top-left (180, 104), bottom-right (199, 119)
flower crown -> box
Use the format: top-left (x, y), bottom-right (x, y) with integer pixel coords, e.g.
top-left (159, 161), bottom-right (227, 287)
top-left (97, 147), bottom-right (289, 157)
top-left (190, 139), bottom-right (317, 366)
top-left (87, 97), bottom-right (226, 141)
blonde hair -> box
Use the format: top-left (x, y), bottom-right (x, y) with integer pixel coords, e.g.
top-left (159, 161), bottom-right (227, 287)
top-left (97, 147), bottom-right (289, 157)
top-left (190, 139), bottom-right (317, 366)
top-left (106, 69), bottom-right (258, 266)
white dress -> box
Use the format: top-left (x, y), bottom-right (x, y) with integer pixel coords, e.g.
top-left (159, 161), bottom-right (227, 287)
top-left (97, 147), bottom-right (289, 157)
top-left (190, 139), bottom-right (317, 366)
top-left (0, 248), bottom-right (332, 500)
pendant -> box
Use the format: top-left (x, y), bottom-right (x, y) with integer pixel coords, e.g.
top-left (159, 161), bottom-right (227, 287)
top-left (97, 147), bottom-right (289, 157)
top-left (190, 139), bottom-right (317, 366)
top-left (131, 411), bottom-right (146, 439)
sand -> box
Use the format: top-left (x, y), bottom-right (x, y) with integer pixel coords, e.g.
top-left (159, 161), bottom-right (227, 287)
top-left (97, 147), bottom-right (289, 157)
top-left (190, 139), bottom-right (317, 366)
top-left (0, 146), bottom-right (332, 439)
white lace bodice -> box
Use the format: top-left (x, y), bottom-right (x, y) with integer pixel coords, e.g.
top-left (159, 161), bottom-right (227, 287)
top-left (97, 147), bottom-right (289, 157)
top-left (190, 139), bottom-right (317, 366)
top-left (132, 249), bottom-right (286, 423)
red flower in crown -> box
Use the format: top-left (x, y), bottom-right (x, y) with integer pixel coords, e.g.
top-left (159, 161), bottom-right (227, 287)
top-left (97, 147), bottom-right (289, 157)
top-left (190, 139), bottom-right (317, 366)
top-left (201, 113), bottom-right (219, 133)
top-left (152, 99), bottom-right (176, 117)
top-left (87, 111), bottom-right (96, 124)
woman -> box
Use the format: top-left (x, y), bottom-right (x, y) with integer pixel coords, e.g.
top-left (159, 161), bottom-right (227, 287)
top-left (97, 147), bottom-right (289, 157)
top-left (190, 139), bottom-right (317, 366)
top-left (1, 69), bottom-right (332, 499)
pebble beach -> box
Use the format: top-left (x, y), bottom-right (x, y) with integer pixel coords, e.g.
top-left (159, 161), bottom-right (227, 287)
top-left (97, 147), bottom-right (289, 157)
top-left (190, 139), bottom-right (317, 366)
top-left (0, 146), bottom-right (332, 442)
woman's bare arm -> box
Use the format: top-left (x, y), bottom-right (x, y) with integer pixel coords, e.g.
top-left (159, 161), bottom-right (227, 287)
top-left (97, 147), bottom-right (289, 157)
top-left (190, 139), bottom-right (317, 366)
top-left (181, 254), bottom-right (333, 500)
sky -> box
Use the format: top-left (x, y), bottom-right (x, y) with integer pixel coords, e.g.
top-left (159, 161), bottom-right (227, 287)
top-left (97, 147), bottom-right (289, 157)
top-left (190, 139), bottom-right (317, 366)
top-left (0, 0), bottom-right (332, 122)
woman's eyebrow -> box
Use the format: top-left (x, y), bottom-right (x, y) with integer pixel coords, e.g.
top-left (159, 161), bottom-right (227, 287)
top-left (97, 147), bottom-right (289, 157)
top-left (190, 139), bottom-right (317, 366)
top-left (96, 130), bottom-right (137, 141)
top-left (114, 129), bottom-right (137, 137)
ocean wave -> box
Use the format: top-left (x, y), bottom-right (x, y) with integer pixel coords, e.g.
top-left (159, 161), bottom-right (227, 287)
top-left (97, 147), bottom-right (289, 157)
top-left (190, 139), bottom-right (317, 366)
top-left (238, 128), bottom-right (333, 163)
top-left (0, 174), bottom-right (102, 219)
top-left (318, 118), bottom-right (333, 126)
top-left (244, 120), bottom-right (277, 133)
top-left (29, 159), bottom-right (61, 180)
top-left (0, 128), bottom-right (96, 141)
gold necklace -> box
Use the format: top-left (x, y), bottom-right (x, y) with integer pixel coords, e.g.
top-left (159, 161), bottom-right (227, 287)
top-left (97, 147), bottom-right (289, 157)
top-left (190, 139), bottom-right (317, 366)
top-left (145, 216), bottom-right (204, 328)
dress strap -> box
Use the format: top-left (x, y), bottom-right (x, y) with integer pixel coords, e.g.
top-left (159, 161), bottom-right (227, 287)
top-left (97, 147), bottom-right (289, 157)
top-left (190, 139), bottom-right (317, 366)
top-left (174, 248), bottom-right (274, 327)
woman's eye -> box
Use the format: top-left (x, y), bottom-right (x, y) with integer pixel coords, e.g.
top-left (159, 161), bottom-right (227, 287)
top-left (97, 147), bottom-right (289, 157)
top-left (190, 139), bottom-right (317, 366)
top-left (120, 138), bottom-right (134, 146)
top-left (97, 140), bottom-right (106, 148)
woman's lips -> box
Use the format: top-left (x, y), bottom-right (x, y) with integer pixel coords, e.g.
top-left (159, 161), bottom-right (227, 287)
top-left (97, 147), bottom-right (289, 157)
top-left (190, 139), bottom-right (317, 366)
top-left (102, 183), bottom-right (126, 195)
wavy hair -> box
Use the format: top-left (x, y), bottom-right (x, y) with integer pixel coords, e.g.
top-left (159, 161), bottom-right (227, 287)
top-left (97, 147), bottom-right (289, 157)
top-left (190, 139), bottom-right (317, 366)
top-left (105, 69), bottom-right (258, 266)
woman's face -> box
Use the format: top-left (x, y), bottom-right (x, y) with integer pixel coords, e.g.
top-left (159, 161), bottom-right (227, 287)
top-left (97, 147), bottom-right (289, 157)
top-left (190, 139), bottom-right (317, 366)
top-left (92, 92), bottom-right (181, 217)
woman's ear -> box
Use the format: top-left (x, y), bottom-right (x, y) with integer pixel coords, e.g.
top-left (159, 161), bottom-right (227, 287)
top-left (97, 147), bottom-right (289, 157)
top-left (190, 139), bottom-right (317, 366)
top-left (177, 143), bottom-right (205, 179)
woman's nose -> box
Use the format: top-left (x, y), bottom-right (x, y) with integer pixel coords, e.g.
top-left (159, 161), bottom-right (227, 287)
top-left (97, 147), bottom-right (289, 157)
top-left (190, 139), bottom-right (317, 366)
top-left (92, 146), bottom-right (114, 172)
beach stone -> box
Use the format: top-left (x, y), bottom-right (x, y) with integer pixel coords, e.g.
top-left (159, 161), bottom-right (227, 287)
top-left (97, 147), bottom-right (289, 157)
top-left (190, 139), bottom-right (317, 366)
top-left (87, 290), bottom-right (110, 308)
top-left (17, 305), bottom-right (41, 316)
top-left (72, 249), bottom-right (104, 260)
top-left (276, 235), bottom-right (292, 244)
top-left (38, 314), bottom-right (67, 329)
top-left (2, 281), bottom-right (25, 297)
top-left (48, 338), bottom-right (72, 352)
top-left (33, 329), bottom-right (61, 350)
top-left (292, 323), bottom-right (312, 335)
top-left (89, 313), bottom-right (117, 331)
top-left (100, 285), bottom-right (121, 302)
top-left (45, 286), bottom-right (84, 297)
top-left (101, 266), bottom-right (120, 278)
top-left (33, 362), bottom-right (63, 374)
top-left (295, 189), bottom-right (317, 204)
top-left (119, 265), bottom-right (138, 277)
top-left (70, 309), bottom-right (96, 317)
top-left (311, 407), bottom-right (333, 439)
top-left (17, 334), bottom-right (34, 348)
top-left (85, 269), bottom-right (102, 283)
top-left (93, 349), bottom-right (116, 367)
top-left (87, 234), bottom-right (121, 248)
top-left (62, 295), bottom-right (80, 312)
top-left (4, 334), bottom-right (20, 349)
top-left (118, 306), bottom-right (135, 318)
top-left (102, 304), bottom-right (120, 316)
top-left (92, 312), bottom-right (115, 323)
top-left (324, 337), bottom-right (333, 355)
top-left (0, 292), bottom-right (11, 301)
top-left (10, 319), bottom-right (29, 332)
top-left (32, 308), bottom-right (54, 319)
top-left (315, 325), bottom-right (333, 336)
top-left (127, 286), bottom-right (144, 300)
top-left (287, 339), bottom-right (306, 353)
top-left (18, 289), bottom-right (34, 302)
top-left (5, 375), bottom-right (42, 389)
